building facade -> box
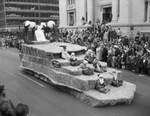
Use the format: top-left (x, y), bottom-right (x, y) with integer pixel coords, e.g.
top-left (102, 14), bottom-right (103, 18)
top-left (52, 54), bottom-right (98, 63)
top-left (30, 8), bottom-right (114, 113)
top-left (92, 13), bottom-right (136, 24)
top-left (0, 0), bottom-right (59, 32)
top-left (59, 0), bottom-right (150, 33)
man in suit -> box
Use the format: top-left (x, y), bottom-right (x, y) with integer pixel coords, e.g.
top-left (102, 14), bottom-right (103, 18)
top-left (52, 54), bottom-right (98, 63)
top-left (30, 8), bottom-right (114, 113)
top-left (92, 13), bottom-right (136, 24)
top-left (102, 45), bottom-right (108, 62)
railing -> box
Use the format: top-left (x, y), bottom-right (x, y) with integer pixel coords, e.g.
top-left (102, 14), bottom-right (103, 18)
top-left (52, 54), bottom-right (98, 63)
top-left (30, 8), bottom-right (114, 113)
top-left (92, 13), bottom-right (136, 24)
top-left (5, 9), bottom-right (59, 13)
top-left (4, 2), bottom-right (59, 6)
top-left (0, 26), bottom-right (24, 32)
top-left (5, 17), bottom-right (59, 20)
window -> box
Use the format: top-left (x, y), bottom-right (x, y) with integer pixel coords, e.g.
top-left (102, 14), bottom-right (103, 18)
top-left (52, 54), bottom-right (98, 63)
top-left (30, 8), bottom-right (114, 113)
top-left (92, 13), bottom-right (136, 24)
top-left (68, 0), bottom-right (70, 5)
top-left (71, 0), bottom-right (75, 4)
top-left (103, 7), bottom-right (112, 22)
top-left (67, 0), bottom-right (74, 5)
top-left (68, 12), bottom-right (75, 26)
top-left (118, 0), bottom-right (120, 18)
top-left (145, 1), bottom-right (148, 22)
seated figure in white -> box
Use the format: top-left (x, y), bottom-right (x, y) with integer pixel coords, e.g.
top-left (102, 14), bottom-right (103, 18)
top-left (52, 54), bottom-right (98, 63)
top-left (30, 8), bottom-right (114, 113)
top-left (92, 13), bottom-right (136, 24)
top-left (61, 46), bottom-right (70, 60)
top-left (109, 70), bottom-right (123, 87)
top-left (69, 52), bottom-right (79, 66)
top-left (35, 25), bottom-right (47, 41)
top-left (79, 60), bottom-right (88, 70)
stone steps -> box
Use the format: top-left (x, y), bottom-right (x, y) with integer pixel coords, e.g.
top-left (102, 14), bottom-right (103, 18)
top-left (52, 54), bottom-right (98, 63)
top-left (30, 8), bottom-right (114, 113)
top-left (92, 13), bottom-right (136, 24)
top-left (53, 57), bottom-right (117, 78)
top-left (53, 54), bottom-right (85, 66)
top-left (20, 42), bottom-right (136, 107)
top-left (59, 61), bottom-right (95, 76)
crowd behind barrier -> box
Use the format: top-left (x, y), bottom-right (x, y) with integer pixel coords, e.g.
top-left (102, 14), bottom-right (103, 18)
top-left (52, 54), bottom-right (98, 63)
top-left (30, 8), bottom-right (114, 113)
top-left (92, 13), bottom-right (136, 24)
top-left (1, 21), bottom-right (150, 76)
top-left (58, 22), bottom-right (150, 76)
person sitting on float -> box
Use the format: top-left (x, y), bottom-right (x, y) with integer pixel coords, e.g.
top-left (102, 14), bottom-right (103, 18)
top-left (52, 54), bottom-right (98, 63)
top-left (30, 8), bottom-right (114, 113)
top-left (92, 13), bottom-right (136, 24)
top-left (79, 60), bottom-right (94, 75)
top-left (110, 70), bottom-right (123, 87)
top-left (61, 45), bottom-right (70, 60)
top-left (70, 52), bottom-right (77, 61)
top-left (93, 58), bottom-right (107, 73)
top-left (84, 49), bottom-right (96, 64)
top-left (69, 52), bottom-right (79, 66)
top-left (95, 74), bottom-right (110, 94)
top-left (79, 60), bottom-right (88, 70)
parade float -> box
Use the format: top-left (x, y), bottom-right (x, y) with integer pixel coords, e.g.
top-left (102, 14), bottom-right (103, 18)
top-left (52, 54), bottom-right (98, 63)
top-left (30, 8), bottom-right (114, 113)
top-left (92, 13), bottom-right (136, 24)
top-left (19, 21), bottom-right (136, 107)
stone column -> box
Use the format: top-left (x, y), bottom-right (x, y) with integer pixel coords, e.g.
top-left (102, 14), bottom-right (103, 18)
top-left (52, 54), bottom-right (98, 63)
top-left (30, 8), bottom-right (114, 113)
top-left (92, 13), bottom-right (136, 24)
top-left (74, 12), bottom-right (76, 26)
top-left (87, 0), bottom-right (94, 23)
top-left (112, 0), bottom-right (119, 23)
top-left (67, 13), bottom-right (69, 26)
top-left (118, 0), bottom-right (130, 24)
top-left (59, 0), bottom-right (67, 27)
top-left (147, 2), bottom-right (150, 22)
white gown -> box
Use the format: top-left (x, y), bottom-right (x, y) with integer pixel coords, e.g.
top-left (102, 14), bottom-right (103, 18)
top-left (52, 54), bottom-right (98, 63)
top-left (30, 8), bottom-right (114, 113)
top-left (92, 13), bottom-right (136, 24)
top-left (35, 26), bottom-right (47, 41)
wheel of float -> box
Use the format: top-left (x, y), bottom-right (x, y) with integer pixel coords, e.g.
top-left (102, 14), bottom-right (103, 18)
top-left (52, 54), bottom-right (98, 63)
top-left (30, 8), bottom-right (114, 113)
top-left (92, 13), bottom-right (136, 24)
top-left (47, 78), bottom-right (52, 84)
top-left (29, 71), bottom-right (34, 76)
top-left (24, 69), bottom-right (30, 73)
top-left (44, 77), bottom-right (47, 82)
top-left (40, 76), bottom-right (44, 80)
top-left (34, 74), bottom-right (39, 78)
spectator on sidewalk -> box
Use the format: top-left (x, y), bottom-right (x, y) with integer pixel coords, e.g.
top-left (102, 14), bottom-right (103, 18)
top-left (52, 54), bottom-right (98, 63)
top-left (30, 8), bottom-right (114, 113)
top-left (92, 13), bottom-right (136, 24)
top-left (117, 28), bottom-right (122, 39)
top-left (0, 85), bottom-right (15, 116)
top-left (15, 103), bottom-right (29, 116)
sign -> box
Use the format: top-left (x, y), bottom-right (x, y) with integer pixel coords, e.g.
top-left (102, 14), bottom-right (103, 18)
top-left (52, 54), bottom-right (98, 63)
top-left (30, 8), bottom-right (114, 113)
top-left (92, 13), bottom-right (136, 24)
top-left (67, 4), bottom-right (75, 10)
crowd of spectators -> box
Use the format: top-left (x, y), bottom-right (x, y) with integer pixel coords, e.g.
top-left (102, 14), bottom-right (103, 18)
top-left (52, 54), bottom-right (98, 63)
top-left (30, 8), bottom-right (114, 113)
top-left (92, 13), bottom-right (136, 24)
top-left (0, 85), bottom-right (29, 116)
top-left (0, 32), bottom-right (24, 50)
top-left (58, 22), bottom-right (150, 76)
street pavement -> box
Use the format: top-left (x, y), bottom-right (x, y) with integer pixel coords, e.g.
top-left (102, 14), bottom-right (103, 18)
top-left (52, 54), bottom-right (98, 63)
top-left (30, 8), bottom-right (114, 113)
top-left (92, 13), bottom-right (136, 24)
top-left (0, 47), bottom-right (150, 116)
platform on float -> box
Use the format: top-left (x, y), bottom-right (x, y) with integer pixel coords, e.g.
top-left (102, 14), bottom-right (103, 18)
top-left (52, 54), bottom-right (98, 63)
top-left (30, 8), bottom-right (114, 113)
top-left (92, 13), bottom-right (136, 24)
top-left (22, 42), bottom-right (87, 58)
top-left (20, 42), bottom-right (136, 107)
top-left (21, 64), bottom-right (136, 107)
top-left (78, 81), bottom-right (136, 107)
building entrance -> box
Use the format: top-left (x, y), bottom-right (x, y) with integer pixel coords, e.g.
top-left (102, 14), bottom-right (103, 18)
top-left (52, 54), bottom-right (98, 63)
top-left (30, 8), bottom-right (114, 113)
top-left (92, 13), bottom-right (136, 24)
top-left (103, 7), bottom-right (112, 23)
